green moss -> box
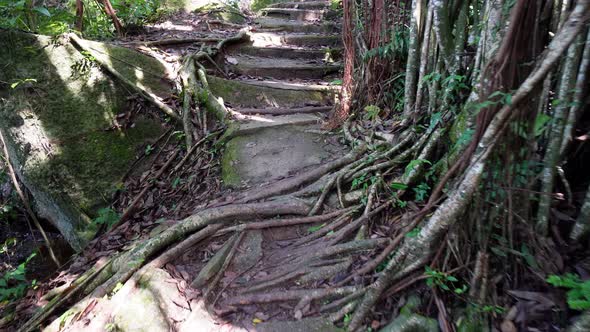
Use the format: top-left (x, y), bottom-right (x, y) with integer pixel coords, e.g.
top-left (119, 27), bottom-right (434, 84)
top-left (0, 31), bottom-right (166, 248)
top-left (221, 136), bottom-right (243, 187)
top-left (208, 76), bottom-right (332, 109)
top-left (81, 39), bottom-right (172, 98)
top-left (449, 107), bottom-right (470, 145)
top-left (251, 0), bottom-right (274, 12)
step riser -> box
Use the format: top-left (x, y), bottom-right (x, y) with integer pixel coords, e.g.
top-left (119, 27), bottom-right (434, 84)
top-left (208, 76), bottom-right (335, 108)
top-left (230, 46), bottom-right (342, 61)
top-left (256, 23), bottom-right (340, 34)
top-left (251, 35), bottom-right (342, 48)
top-left (228, 65), bottom-right (340, 80)
top-left (263, 10), bottom-right (338, 22)
top-left (268, 2), bottom-right (330, 9)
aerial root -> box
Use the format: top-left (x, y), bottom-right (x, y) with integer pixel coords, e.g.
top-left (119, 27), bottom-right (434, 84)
top-left (205, 232), bottom-right (245, 305)
top-left (225, 286), bottom-right (361, 306)
top-left (19, 200), bottom-right (311, 330)
top-left (293, 211), bottom-right (356, 247)
top-left (321, 288), bottom-right (366, 314)
top-left (237, 146), bottom-right (366, 203)
top-left (218, 207), bottom-right (354, 234)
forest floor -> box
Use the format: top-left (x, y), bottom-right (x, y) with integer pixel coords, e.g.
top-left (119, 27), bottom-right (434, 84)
top-left (5, 1), bottom-right (385, 331)
top-left (5, 1), bottom-right (584, 332)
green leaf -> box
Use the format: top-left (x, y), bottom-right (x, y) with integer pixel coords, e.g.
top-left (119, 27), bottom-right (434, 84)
top-left (405, 227), bottom-right (421, 238)
top-left (534, 114), bottom-right (551, 137)
top-left (490, 246), bottom-right (507, 257)
top-left (404, 159), bottom-right (431, 177)
top-left (33, 6), bottom-right (51, 17)
top-left (390, 182), bottom-right (408, 190)
top-left (172, 177), bottom-right (181, 189)
top-left (446, 276), bottom-right (458, 282)
top-left (308, 223), bottom-right (326, 233)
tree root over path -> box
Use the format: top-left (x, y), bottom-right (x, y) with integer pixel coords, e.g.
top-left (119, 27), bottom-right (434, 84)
top-left (18, 3), bottom-right (590, 331)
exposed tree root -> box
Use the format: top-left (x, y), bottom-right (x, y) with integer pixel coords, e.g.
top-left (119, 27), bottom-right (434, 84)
top-left (122, 37), bottom-right (221, 46)
top-left (225, 286), bottom-right (361, 306)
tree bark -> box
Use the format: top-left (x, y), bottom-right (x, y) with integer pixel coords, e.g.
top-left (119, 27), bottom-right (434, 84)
top-left (100, 0), bottom-right (123, 36)
top-left (75, 0), bottom-right (84, 32)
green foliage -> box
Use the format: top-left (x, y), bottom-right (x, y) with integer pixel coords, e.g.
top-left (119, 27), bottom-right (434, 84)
top-left (70, 51), bottom-right (97, 79)
top-left (93, 207), bottom-right (120, 230)
top-left (533, 113), bottom-right (551, 137)
top-left (547, 273), bottom-right (590, 310)
top-left (0, 202), bottom-right (17, 223)
top-left (0, 0), bottom-right (165, 39)
top-left (390, 182), bottom-right (408, 190)
top-left (468, 90), bottom-right (512, 114)
top-left (425, 266), bottom-right (467, 294)
top-left (364, 105), bottom-right (381, 122)
top-left (413, 182), bottom-right (430, 202)
top-left (0, 252), bottom-right (36, 302)
top-left (308, 223), bottom-right (326, 233)
top-left (329, 79), bottom-right (343, 86)
top-left (330, 0), bottom-right (342, 10)
top-left (404, 159), bottom-right (431, 177)
top-left (10, 78), bottom-right (37, 89)
top-left (405, 227), bottom-right (421, 238)
top-left (0, 237), bottom-right (17, 255)
top-left (144, 144), bottom-right (155, 155)
top-left (364, 27), bottom-right (409, 62)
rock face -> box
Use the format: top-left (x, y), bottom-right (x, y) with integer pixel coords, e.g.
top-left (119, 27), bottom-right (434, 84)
top-left (0, 31), bottom-right (169, 251)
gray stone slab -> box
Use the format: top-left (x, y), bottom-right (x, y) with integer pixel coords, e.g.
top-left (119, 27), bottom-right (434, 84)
top-left (222, 124), bottom-right (345, 187)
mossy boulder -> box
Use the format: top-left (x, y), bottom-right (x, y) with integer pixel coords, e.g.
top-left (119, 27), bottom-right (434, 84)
top-left (0, 31), bottom-right (169, 251)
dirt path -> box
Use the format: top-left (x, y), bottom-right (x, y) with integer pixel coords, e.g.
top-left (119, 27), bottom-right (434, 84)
top-left (36, 2), bottom-right (357, 332)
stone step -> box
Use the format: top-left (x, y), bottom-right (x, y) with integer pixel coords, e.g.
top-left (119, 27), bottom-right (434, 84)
top-left (232, 45), bottom-right (339, 61)
top-left (261, 8), bottom-right (338, 22)
top-left (230, 113), bottom-right (323, 136)
top-left (221, 120), bottom-right (346, 187)
top-left (236, 105), bottom-right (332, 115)
top-left (225, 55), bottom-right (341, 79)
top-left (208, 76), bottom-right (336, 108)
top-left (267, 1), bottom-right (330, 9)
top-left (254, 17), bottom-right (340, 34)
top-left (250, 32), bottom-right (342, 48)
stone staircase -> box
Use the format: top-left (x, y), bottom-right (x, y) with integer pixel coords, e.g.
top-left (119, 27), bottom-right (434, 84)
top-left (210, 0), bottom-right (344, 188)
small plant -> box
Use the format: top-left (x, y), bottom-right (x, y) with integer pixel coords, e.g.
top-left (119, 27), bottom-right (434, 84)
top-left (547, 273), bottom-right (590, 310)
top-left (308, 223), bottom-right (326, 233)
top-left (343, 313), bottom-right (352, 326)
top-left (425, 266), bottom-right (467, 294)
top-left (364, 105), bottom-right (381, 122)
top-left (93, 207), bottom-right (120, 230)
top-left (404, 159), bottom-right (432, 177)
top-left (10, 78), bottom-right (37, 89)
top-left (406, 227), bottom-right (421, 238)
top-left (0, 237), bottom-right (17, 255)
top-left (0, 252), bottom-right (36, 302)
top-left (144, 144), bottom-right (154, 155)
top-left (413, 182), bottom-right (431, 202)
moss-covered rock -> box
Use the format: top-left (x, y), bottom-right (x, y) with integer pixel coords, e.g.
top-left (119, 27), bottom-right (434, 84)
top-left (0, 31), bottom-right (168, 251)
